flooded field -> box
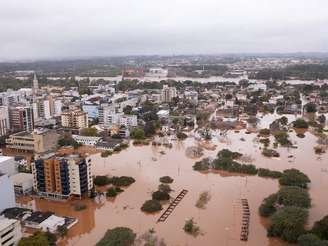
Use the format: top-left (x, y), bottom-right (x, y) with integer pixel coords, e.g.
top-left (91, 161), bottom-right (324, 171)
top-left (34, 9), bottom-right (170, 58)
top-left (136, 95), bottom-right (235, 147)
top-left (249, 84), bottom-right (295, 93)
top-left (17, 115), bottom-right (328, 246)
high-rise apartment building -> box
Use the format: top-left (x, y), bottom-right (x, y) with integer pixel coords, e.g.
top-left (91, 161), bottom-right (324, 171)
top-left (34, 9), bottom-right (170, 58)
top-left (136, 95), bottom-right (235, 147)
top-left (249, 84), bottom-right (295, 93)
top-left (161, 85), bottom-right (177, 102)
top-left (33, 99), bottom-right (51, 120)
top-left (0, 106), bottom-right (10, 137)
top-left (61, 110), bottom-right (88, 129)
top-left (8, 105), bottom-right (34, 133)
top-left (99, 104), bottom-right (137, 128)
top-left (32, 154), bottom-right (93, 199)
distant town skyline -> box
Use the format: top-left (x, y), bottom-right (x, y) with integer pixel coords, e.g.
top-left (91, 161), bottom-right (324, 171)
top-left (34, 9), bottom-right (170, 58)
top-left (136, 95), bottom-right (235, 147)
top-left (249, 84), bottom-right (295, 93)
top-left (1, 0), bottom-right (328, 61)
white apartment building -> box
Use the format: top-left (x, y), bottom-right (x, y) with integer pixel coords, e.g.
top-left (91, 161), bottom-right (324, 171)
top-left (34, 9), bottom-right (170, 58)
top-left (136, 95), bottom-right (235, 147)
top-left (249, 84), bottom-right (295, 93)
top-left (33, 99), bottom-right (52, 120)
top-left (99, 104), bottom-right (137, 128)
top-left (119, 115), bottom-right (138, 127)
top-left (61, 110), bottom-right (88, 129)
top-left (0, 217), bottom-right (22, 246)
top-left (68, 156), bottom-right (93, 196)
top-left (72, 135), bottom-right (101, 146)
top-left (0, 106), bottom-right (10, 137)
top-left (54, 100), bottom-right (63, 116)
top-left (161, 85), bottom-right (177, 102)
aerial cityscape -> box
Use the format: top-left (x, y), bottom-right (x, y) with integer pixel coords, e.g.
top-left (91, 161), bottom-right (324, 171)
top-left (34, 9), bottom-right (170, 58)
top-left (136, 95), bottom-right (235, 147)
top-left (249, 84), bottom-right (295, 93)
top-left (0, 1), bottom-right (328, 246)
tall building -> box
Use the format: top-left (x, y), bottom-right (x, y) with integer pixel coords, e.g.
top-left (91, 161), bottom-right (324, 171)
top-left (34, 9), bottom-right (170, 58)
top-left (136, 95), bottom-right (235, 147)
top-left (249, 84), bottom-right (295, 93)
top-left (0, 217), bottom-right (22, 246)
top-left (0, 106), bottom-right (10, 137)
top-left (99, 104), bottom-right (137, 128)
top-left (61, 110), bottom-right (88, 129)
top-left (32, 73), bottom-right (39, 102)
top-left (161, 85), bottom-right (177, 103)
top-left (32, 97), bottom-right (53, 121)
top-left (32, 154), bottom-right (93, 199)
top-left (8, 105), bottom-right (34, 133)
top-left (54, 100), bottom-right (63, 116)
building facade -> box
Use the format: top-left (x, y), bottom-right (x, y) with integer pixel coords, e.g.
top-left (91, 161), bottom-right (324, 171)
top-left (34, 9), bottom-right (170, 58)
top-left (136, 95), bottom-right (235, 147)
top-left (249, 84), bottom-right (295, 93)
top-left (5, 129), bottom-right (59, 154)
top-left (0, 217), bottom-right (22, 246)
top-left (32, 155), bottom-right (93, 199)
top-left (8, 105), bottom-right (34, 133)
top-left (61, 110), bottom-right (88, 129)
top-left (161, 85), bottom-right (177, 102)
top-left (0, 106), bottom-right (10, 137)
top-left (99, 104), bottom-right (137, 128)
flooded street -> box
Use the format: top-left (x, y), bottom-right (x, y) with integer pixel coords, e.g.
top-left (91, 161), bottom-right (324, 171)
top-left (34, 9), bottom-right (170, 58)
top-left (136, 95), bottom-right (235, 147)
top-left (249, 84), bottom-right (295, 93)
top-left (17, 115), bottom-right (328, 246)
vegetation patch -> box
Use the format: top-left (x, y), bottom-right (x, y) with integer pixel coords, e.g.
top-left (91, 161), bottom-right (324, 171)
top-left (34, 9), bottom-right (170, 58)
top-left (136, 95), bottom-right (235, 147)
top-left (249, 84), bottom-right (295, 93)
top-left (106, 187), bottom-right (118, 197)
top-left (193, 158), bottom-right (210, 171)
top-left (96, 227), bottom-right (136, 246)
top-left (279, 169), bottom-right (311, 188)
top-left (259, 128), bottom-right (271, 136)
top-left (177, 132), bottom-right (188, 140)
top-left (18, 231), bottom-right (56, 246)
top-left (108, 176), bottom-right (135, 187)
top-left (101, 150), bottom-right (113, 158)
top-left (158, 184), bottom-right (172, 193)
top-left (293, 119), bottom-right (309, 129)
top-left (259, 138), bottom-right (270, 148)
top-left (267, 206), bottom-right (308, 243)
top-left (274, 131), bottom-right (292, 146)
top-left (262, 148), bottom-right (280, 158)
top-left (195, 191), bottom-right (211, 209)
top-left (94, 175), bottom-right (111, 186)
top-left (159, 176), bottom-right (174, 184)
top-left (183, 218), bottom-right (200, 236)
top-left (152, 190), bottom-right (170, 201)
top-left (141, 200), bottom-right (163, 213)
top-left (258, 168), bottom-right (282, 179)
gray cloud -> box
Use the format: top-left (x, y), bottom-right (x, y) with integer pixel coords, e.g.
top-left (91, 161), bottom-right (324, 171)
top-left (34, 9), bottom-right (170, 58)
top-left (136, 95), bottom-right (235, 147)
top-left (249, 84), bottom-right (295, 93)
top-left (1, 0), bottom-right (328, 60)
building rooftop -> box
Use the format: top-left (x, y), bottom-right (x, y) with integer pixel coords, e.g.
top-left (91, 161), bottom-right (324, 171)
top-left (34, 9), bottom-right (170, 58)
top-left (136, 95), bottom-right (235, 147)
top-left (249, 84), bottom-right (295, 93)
top-left (0, 217), bottom-right (18, 231)
top-left (10, 173), bottom-right (33, 185)
top-left (25, 211), bottom-right (53, 224)
top-left (1, 207), bottom-right (31, 220)
top-left (0, 156), bottom-right (14, 163)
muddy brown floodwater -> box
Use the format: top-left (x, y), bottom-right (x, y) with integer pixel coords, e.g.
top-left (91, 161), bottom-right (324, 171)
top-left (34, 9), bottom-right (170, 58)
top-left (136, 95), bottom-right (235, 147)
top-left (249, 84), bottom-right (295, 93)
top-left (17, 114), bottom-right (328, 246)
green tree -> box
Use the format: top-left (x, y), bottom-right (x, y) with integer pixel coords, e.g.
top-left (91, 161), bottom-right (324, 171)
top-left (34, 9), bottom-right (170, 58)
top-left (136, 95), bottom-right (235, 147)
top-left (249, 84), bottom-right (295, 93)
top-left (312, 216), bottom-right (328, 240)
top-left (80, 127), bottom-right (98, 136)
top-left (305, 103), bottom-right (317, 113)
top-left (130, 128), bottom-right (145, 140)
top-left (96, 227), bottom-right (136, 246)
top-left (279, 169), bottom-right (311, 188)
top-left (298, 234), bottom-right (328, 246)
top-left (277, 186), bottom-right (311, 208)
top-left (18, 231), bottom-right (56, 246)
top-left (268, 206), bottom-right (308, 243)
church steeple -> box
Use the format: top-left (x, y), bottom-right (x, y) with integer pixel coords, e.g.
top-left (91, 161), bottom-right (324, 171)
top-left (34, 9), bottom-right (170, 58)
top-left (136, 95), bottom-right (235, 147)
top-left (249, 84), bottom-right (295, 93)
top-left (32, 72), bottom-right (39, 102)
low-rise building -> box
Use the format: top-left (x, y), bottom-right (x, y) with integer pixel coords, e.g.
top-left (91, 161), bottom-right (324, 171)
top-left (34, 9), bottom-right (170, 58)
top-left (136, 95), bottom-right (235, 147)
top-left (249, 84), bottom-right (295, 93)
top-left (72, 135), bottom-right (101, 146)
top-left (6, 129), bottom-right (59, 155)
top-left (10, 173), bottom-right (33, 195)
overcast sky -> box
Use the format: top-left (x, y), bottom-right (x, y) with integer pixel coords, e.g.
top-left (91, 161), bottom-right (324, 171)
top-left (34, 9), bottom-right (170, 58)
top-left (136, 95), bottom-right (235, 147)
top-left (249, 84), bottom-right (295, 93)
top-left (0, 0), bottom-right (327, 60)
